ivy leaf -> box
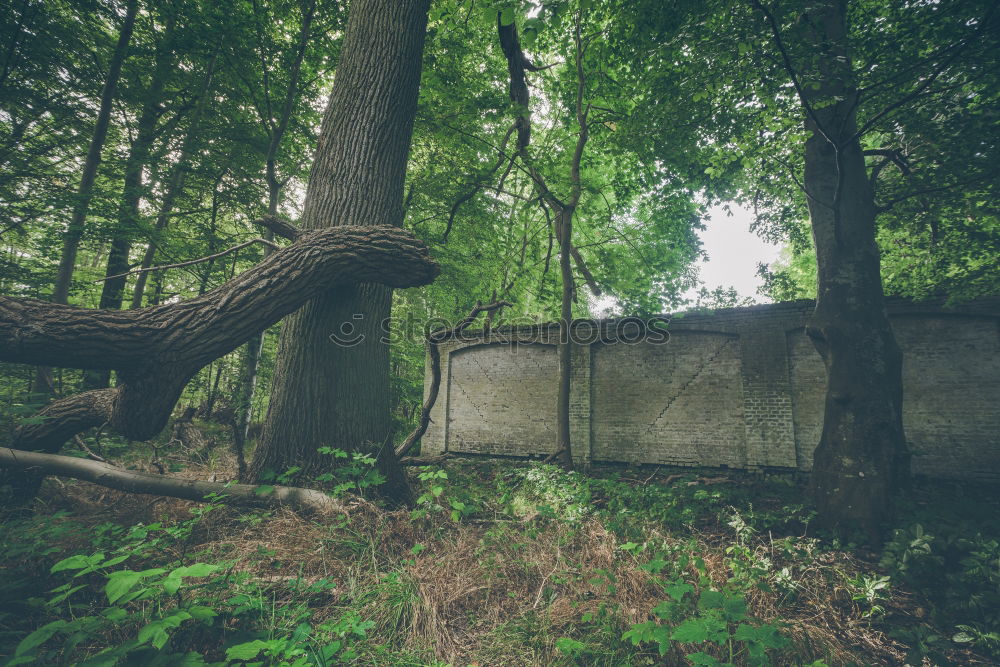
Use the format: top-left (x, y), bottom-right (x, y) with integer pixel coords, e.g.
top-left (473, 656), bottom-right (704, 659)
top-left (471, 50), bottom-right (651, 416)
top-left (671, 618), bottom-right (709, 643)
top-left (665, 581), bottom-right (694, 601)
top-left (226, 639), bottom-right (270, 660)
top-left (15, 619), bottom-right (67, 657)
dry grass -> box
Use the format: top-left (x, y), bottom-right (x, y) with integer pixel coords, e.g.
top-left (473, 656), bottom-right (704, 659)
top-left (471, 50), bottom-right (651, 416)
top-left (5, 455), bottom-right (993, 666)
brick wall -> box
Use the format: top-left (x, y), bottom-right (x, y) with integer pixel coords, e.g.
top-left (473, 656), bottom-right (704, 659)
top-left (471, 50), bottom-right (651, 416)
top-left (422, 298), bottom-right (1000, 481)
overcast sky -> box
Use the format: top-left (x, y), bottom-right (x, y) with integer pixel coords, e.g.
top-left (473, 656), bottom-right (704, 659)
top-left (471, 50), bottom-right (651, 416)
top-left (684, 203), bottom-right (783, 304)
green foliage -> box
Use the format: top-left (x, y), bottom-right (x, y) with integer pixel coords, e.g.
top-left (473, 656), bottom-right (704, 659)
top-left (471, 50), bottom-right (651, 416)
top-left (312, 447), bottom-right (386, 497)
top-left (621, 576), bottom-right (789, 665)
top-left (3, 464), bottom-right (999, 664)
top-left (410, 467), bottom-right (480, 522)
top-left (881, 512), bottom-right (1000, 659)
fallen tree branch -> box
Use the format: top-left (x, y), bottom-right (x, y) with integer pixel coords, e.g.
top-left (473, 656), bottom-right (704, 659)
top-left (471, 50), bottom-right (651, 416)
top-left (0, 447), bottom-right (339, 513)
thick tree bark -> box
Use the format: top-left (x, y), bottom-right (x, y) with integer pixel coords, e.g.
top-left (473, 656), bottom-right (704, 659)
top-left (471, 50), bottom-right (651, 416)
top-left (796, 0), bottom-right (910, 542)
top-left (0, 447), bottom-right (339, 513)
top-left (0, 225), bottom-right (438, 504)
top-left (248, 0), bottom-right (431, 504)
top-left (51, 0), bottom-right (139, 305)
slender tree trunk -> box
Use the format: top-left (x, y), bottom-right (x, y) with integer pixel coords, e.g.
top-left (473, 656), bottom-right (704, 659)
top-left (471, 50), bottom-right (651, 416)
top-left (131, 52), bottom-right (219, 309)
top-left (249, 0), bottom-right (431, 503)
top-left (233, 2), bottom-right (318, 478)
top-left (799, 0), bottom-right (909, 542)
top-left (51, 0), bottom-right (138, 305)
top-left (86, 12), bottom-right (176, 388)
top-left (32, 0), bottom-right (138, 396)
top-left (555, 207), bottom-right (574, 468)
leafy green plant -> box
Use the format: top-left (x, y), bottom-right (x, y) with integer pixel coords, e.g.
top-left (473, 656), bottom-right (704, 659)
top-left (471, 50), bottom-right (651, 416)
top-left (846, 574), bottom-right (891, 619)
top-left (314, 446), bottom-right (386, 497)
top-left (225, 612), bottom-right (374, 666)
top-left (623, 582), bottom-right (788, 665)
top-left (882, 519), bottom-right (1000, 658)
top-left (9, 554), bottom-right (220, 665)
top-left (410, 467), bottom-right (477, 522)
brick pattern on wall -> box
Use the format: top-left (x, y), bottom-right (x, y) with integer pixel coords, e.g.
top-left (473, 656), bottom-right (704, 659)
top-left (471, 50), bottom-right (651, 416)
top-left (895, 317), bottom-right (1000, 480)
top-left (591, 333), bottom-right (745, 467)
top-left (444, 342), bottom-right (557, 457)
top-left (421, 299), bottom-right (1000, 481)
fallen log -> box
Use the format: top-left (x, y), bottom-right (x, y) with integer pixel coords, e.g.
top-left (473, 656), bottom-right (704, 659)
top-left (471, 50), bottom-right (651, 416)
top-left (0, 447), bottom-right (339, 513)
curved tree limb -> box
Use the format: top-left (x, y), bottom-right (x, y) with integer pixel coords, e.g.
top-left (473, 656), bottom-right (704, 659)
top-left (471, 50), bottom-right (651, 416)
top-left (2, 226), bottom-right (438, 371)
top-left (1, 225), bottom-right (439, 503)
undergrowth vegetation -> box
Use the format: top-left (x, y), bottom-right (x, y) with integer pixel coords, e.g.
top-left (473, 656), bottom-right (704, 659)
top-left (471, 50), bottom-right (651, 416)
top-left (1, 454), bottom-right (998, 665)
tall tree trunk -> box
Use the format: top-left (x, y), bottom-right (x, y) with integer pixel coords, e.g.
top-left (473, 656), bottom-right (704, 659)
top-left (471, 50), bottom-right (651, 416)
top-left (497, 12), bottom-right (590, 469)
top-left (51, 0), bottom-right (139, 305)
top-left (130, 52), bottom-right (219, 309)
top-left (248, 0), bottom-right (430, 503)
top-left (798, 0), bottom-right (909, 542)
top-left (555, 206), bottom-right (574, 469)
top-left (86, 11), bottom-right (176, 389)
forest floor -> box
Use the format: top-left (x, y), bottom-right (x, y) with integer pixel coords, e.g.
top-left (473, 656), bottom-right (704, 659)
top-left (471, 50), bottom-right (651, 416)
top-left (1, 438), bottom-right (998, 666)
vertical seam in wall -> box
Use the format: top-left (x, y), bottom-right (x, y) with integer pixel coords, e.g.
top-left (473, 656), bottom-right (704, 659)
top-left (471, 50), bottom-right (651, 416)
top-left (588, 342), bottom-right (595, 464)
top-left (442, 347), bottom-right (452, 454)
top-left (736, 338), bottom-right (750, 469)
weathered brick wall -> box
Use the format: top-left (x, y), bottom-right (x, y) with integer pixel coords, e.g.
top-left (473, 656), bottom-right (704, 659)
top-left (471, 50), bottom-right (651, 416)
top-left (422, 298), bottom-right (1000, 481)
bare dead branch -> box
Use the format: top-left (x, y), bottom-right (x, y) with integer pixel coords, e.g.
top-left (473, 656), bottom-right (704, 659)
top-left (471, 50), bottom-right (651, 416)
top-left (394, 299), bottom-right (513, 459)
top-left (98, 238), bottom-right (280, 282)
